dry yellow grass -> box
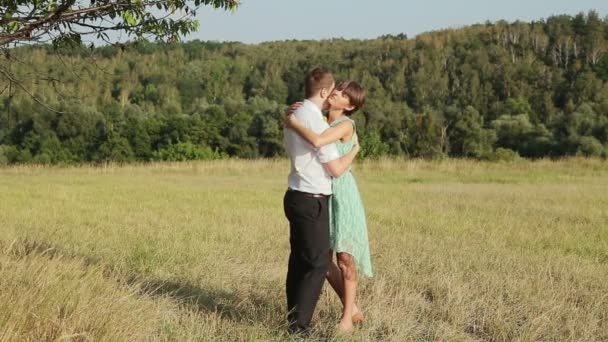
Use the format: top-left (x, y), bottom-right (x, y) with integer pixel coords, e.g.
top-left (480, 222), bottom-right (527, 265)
top-left (1, 158), bottom-right (607, 341)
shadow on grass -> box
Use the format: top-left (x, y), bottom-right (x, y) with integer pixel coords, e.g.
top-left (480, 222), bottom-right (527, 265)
top-left (2, 238), bottom-right (288, 338)
top-left (134, 276), bottom-right (283, 325)
top-left (134, 278), bottom-right (340, 340)
top-left (3, 237), bottom-right (101, 266)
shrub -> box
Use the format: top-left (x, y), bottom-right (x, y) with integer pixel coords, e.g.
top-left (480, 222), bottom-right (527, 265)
top-left (576, 136), bottom-right (603, 157)
top-left (483, 148), bottom-right (522, 162)
top-left (0, 145), bottom-right (10, 165)
top-left (358, 130), bottom-right (390, 160)
top-left (151, 142), bottom-right (226, 161)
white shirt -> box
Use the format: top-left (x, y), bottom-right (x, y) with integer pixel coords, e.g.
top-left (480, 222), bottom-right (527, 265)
top-left (284, 99), bottom-right (340, 195)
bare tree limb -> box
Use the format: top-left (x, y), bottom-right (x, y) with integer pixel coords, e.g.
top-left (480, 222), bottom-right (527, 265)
top-left (0, 64), bottom-right (65, 113)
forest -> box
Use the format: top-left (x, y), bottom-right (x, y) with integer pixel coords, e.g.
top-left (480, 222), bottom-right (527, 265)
top-left (1, 11), bottom-right (607, 164)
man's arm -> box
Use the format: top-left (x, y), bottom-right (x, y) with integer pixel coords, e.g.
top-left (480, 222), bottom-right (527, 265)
top-left (323, 141), bottom-right (360, 177)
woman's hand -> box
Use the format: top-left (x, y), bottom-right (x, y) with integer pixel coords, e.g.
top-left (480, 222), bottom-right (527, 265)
top-left (285, 102), bottom-right (303, 116)
top-left (283, 102), bottom-right (303, 129)
top-left (284, 113), bottom-right (300, 129)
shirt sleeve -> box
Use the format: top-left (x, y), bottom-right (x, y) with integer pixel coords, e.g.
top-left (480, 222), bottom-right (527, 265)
top-left (317, 142), bottom-right (340, 163)
top-left (311, 118), bottom-right (340, 163)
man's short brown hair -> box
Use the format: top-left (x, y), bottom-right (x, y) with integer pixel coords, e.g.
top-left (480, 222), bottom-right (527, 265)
top-left (305, 67), bottom-right (335, 98)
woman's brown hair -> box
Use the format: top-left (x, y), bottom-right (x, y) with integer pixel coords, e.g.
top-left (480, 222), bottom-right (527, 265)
top-left (336, 81), bottom-right (365, 116)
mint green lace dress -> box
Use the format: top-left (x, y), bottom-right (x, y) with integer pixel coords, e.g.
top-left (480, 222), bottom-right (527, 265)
top-left (329, 116), bottom-right (373, 278)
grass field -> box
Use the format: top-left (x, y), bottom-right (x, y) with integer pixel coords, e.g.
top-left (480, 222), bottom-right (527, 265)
top-left (1, 158), bottom-right (607, 341)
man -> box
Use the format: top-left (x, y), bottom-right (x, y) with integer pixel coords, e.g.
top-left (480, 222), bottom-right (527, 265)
top-left (283, 67), bottom-right (359, 335)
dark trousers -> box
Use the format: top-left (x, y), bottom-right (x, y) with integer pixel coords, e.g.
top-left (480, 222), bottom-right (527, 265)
top-left (283, 190), bottom-right (330, 333)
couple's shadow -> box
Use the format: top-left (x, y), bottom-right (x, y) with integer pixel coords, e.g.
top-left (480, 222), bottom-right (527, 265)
top-left (7, 238), bottom-right (344, 340)
top-left (135, 277), bottom-right (281, 324)
top-left (6, 238), bottom-right (284, 333)
top-left (135, 277), bottom-right (340, 340)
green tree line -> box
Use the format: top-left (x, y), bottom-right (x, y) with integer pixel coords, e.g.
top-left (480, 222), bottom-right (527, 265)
top-left (1, 11), bottom-right (608, 164)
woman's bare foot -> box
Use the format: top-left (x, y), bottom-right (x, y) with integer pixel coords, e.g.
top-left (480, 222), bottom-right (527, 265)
top-left (337, 318), bottom-right (354, 333)
top-left (351, 305), bottom-right (364, 324)
top-left (352, 312), bottom-right (364, 325)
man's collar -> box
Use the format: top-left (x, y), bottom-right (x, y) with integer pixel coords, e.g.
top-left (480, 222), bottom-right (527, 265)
top-left (303, 99), bottom-right (324, 119)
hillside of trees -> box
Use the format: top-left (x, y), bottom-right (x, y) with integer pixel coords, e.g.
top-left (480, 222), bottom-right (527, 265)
top-left (1, 11), bottom-right (608, 164)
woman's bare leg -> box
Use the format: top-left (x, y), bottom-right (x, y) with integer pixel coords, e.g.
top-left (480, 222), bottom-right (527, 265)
top-left (337, 252), bottom-right (358, 332)
top-left (326, 252), bottom-right (345, 302)
top-left (326, 251), bottom-right (362, 324)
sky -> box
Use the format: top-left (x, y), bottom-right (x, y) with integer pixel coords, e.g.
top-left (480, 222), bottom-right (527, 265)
top-left (190, 0), bottom-right (608, 44)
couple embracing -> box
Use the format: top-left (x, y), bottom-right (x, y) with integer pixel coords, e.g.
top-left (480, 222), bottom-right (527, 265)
top-left (283, 67), bottom-right (373, 335)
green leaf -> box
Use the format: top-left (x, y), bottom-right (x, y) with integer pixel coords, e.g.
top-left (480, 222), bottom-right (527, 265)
top-left (122, 11), bottom-right (137, 26)
top-left (46, 1), bottom-right (57, 11)
top-left (7, 21), bottom-right (20, 33)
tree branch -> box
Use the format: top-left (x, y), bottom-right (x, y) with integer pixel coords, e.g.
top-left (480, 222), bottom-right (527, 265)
top-left (0, 64), bottom-right (64, 113)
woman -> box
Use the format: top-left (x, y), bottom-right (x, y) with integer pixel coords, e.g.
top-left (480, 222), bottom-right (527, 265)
top-left (285, 81), bottom-right (373, 333)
